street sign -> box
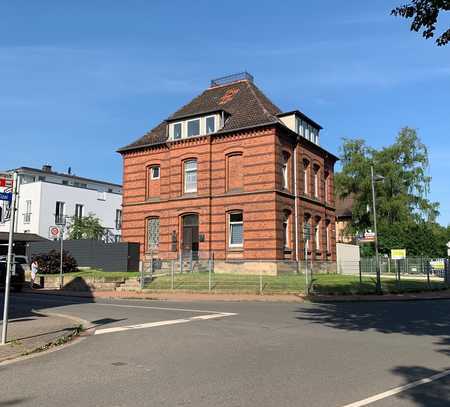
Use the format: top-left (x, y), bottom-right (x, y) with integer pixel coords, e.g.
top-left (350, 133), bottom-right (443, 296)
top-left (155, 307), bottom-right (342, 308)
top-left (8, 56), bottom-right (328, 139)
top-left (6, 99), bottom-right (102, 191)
top-left (48, 226), bottom-right (61, 239)
top-left (391, 249), bottom-right (406, 260)
top-left (303, 224), bottom-right (311, 241)
top-left (0, 178), bottom-right (12, 188)
top-left (0, 192), bottom-right (12, 202)
top-left (364, 231), bottom-right (376, 241)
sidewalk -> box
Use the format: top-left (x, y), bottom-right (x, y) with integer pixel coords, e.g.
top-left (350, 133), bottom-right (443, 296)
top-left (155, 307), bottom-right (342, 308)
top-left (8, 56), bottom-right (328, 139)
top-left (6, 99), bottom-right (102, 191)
top-left (23, 287), bottom-right (450, 303)
top-left (0, 311), bottom-right (82, 363)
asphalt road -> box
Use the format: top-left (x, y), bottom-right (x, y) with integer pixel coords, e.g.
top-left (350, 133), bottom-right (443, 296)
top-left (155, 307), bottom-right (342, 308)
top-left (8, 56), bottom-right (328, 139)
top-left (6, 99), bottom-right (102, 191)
top-left (0, 293), bottom-right (449, 407)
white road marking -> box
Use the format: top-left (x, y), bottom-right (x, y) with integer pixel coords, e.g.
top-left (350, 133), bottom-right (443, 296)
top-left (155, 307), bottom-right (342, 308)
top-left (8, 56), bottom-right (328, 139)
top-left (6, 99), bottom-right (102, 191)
top-left (94, 302), bottom-right (231, 314)
top-left (94, 312), bottom-right (237, 335)
top-left (341, 368), bottom-right (450, 407)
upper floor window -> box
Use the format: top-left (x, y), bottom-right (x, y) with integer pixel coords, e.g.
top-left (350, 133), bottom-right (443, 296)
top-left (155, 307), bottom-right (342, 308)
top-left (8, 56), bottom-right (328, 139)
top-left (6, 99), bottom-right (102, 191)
top-left (150, 166), bottom-right (160, 180)
top-left (74, 204), bottom-right (84, 219)
top-left (24, 200), bottom-right (32, 224)
top-left (184, 160), bottom-right (197, 193)
top-left (55, 201), bottom-right (65, 225)
top-left (282, 152), bottom-right (290, 190)
top-left (173, 122), bottom-right (182, 140)
top-left (324, 171), bottom-right (330, 203)
top-left (187, 119), bottom-right (200, 137)
top-left (303, 159), bottom-right (310, 195)
top-left (115, 209), bottom-right (122, 230)
top-left (313, 165), bottom-right (320, 198)
top-left (227, 153), bottom-right (243, 192)
top-left (206, 116), bottom-right (215, 134)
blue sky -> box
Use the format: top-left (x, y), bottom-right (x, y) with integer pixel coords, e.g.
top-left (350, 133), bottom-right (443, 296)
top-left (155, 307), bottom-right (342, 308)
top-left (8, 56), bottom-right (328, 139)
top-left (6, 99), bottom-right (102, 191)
top-left (1, 1), bottom-right (449, 224)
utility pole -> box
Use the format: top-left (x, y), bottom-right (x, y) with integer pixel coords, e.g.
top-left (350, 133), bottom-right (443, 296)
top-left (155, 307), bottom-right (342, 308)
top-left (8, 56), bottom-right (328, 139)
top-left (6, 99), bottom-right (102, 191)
top-left (58, 217), bottom-right (66, 289)
top-left (2, 172), bottom-right (18, 345)
top-left (371, 165), bottom-right (382, 294)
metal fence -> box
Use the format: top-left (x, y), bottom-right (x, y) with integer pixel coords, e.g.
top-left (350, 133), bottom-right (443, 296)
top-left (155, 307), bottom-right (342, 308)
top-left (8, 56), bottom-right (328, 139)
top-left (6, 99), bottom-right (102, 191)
top-left (138, 252), bottom-right (450, 295)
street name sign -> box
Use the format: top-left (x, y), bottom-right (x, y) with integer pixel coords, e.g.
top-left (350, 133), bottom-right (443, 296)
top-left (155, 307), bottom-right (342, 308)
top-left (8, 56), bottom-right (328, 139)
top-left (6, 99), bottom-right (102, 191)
top-left (0, 192), bottom-right (12, 202)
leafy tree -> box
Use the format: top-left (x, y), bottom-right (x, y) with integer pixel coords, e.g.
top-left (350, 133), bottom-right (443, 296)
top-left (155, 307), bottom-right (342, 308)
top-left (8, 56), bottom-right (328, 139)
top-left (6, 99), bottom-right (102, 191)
top-left (68, 213), bottom-right (105, 240)
top-left (335, 128), bottom-right (445, 257)
top-left (392, 1), bottom-right (450, 46)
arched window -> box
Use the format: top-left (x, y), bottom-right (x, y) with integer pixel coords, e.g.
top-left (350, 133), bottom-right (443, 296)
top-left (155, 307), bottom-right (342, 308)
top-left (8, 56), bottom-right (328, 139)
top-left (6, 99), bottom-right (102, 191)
top-left (147, 217), bottom-right (160, 251)
top-left (184, 159), bottom-right (197, 193)
top-left (226, 153), bottom-right (243, 191)
top-left (314, 216), bottom-right (321, 253)
top-left (228, 211), bottom-right (243, 248)
top-left (326, 219), bottom-right (331, 253)
top-left (282, 152), bottom-right (290, 190)
top-left (313, 164), bottom-right (320, 198)
top-left (324, 171), bottom-right (330, 203)
top-left (283, 210), bottom-right (291, 249)
top-left (303, 159), bottom-right (310, 195)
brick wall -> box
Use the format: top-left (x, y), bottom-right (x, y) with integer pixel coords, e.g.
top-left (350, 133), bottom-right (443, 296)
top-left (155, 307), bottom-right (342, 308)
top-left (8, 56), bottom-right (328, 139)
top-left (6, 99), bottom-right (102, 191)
top-left (121, 125), bottom-right (336, 264)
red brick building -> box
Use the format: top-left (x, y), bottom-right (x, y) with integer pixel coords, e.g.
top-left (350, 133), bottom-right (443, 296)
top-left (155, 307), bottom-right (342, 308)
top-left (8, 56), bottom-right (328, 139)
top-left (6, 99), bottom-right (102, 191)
top-left (118, 73), bottom-right (338, 273)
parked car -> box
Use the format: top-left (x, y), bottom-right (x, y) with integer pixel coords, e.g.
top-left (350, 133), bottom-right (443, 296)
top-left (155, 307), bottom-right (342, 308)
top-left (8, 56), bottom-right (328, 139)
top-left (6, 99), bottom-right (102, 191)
top-left (0, 255), bottom-right (28, 292)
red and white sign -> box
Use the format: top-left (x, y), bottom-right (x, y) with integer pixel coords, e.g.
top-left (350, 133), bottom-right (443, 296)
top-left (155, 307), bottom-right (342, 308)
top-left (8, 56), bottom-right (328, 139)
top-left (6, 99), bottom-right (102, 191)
top-left (48, 226), bottom-right (61, 239)
top-left (0, 178), bottom-right (13, 188)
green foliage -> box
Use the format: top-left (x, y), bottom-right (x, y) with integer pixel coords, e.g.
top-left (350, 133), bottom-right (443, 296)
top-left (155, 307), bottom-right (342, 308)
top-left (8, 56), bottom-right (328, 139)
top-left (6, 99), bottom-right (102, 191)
top-left (33, 250), bottom-right (78, 274)
top-left (391, 1), bottom-right (450, 46)
top-left (335, 127), bottom-right (448, 257)
top-left (68, 213), bottom-right (105, 240)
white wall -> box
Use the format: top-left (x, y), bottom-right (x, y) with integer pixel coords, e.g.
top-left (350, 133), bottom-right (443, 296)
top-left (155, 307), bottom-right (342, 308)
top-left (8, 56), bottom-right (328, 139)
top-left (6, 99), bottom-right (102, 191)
top-left (336, 243), bottom-right (360, 275)
top-left (0, 181), bottom-right (122, 239)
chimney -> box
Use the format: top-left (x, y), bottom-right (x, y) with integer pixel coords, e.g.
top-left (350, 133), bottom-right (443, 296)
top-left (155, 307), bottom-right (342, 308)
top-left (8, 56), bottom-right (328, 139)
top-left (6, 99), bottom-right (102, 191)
top-left (42, 164), bottom-right (52, 173)
top-left (68, 166), bottom-right (72, 175)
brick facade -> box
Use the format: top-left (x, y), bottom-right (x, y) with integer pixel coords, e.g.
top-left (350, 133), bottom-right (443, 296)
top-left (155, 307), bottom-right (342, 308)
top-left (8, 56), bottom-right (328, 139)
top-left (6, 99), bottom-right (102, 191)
top-left (121, 126), bottom-right (337, 265)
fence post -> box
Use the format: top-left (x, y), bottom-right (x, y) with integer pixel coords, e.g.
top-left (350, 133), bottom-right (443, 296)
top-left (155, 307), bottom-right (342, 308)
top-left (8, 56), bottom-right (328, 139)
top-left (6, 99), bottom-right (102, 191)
top-left (259, 269), bottom-right (263, 295)
top-left (208, 253), bottom-right (212, 293)
top-left (171, 259), bottom-right (174, 290)
top-left (189, 250), bottom-right (193, 273)
top-left (426, 258), bottom-right (431, 289)
top-left (359, 260), bottom-right (362, 285)
top-left (179, 251), bottom-right (183, 274)
top-left (139, 260), bottom-right (144, 290)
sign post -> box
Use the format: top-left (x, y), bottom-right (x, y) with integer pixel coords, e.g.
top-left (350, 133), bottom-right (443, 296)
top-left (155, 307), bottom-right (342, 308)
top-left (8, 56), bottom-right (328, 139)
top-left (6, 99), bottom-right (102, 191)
top-left (304, 224), bottom-right (311, 296)
top-left (1, 172), bottom-right (18, 345)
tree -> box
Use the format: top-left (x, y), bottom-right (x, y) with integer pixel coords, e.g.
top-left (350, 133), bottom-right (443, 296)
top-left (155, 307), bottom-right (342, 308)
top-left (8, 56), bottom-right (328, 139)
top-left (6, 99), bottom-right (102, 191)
top-left (68, 213), bottom-right (105, 240)
top-left (335, 128), bottom-right (444, 257)
top-left (392, 1), bottom-right (450, 46)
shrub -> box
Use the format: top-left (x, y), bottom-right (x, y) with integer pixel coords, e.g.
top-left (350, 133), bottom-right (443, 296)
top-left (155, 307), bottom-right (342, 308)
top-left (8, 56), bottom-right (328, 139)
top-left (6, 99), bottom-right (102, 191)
top-left (32, 250), bottom-right (78, 274)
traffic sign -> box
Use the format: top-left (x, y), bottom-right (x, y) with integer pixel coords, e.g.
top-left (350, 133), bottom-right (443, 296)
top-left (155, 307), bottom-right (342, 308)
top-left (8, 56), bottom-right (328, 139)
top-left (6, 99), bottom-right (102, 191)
top-left (48, 226), bottom-right (61, 239)
top-left (303, 224), bottom-right (311, 241)
top-left (0, 178), bottom-right (12, 188)
top-left (0, 192), bottom-right (12, 202)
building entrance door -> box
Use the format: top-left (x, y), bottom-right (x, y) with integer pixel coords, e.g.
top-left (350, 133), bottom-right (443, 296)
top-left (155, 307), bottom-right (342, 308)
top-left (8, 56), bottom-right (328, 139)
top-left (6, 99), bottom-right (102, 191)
top-left (182, 214), bottom-right (199, 257)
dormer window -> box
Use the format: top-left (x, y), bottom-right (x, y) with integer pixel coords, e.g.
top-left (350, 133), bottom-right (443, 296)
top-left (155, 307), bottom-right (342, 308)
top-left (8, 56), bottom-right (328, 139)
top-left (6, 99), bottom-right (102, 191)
top-left (187, 119), bottom-right (200, 137)
top-left (168, 114), bottom-right (220, 141)
top-left (173, 123), bottom-right (182, 139)
top-left (206, 116), bottom-right (215, 134)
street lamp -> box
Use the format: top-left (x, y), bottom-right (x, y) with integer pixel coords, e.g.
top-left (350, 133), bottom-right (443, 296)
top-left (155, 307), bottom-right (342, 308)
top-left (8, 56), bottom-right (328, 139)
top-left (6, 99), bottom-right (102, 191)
top-left (371, 165), bottom-right (384, 294)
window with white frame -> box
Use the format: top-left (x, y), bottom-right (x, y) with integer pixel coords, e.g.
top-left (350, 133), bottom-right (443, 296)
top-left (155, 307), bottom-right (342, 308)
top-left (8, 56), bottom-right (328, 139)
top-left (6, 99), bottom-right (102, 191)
top-left (229, 211), bottom-right (243, 247)
top-left (324, 171), bottom-right (329, 202)
top-left (150, 166), bottom-right (160, 180)
top-left (187, 119), bottom-right (200, 137)
top-left (283, 211), bottom-right (291, 249)
top-left (282, 152), bottom-right (290, 190)
top-left (206, 116), bottom-right (215, 134)
top-left (296, 118), bottom-right (304, 137)
top-left (184, 160), bottom-right (197, 193)
top-left (314, 165), bottom-right (320, 198)
top-left (303, 160), bottom-right (310, 195)
top-left (74, 204), bottom-right (84, 219)
top-left (147, 217), bottom-right (160, 250)
top-left (326, 220), bottom-right (331, 253)
top-left (55, 201), bottom-right (65, 225)
top-left (24, 200), bottom-right (31, 224)
top-left (173, 122), bottom-right (182, 139)
top-left (315, 218), bottom-right (321, 252)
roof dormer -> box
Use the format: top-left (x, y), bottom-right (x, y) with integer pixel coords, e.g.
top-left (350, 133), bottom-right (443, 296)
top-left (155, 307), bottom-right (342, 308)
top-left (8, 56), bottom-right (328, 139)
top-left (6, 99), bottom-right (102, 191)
top-left (277, 111), bottom-right (322, 146)
top-left (167, 111), bottom-right (225, 141)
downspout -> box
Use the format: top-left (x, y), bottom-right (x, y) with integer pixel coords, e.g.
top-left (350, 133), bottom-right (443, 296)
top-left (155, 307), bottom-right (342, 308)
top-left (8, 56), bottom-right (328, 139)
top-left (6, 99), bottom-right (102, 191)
top-left (294, 138), bottom-right (299, 263)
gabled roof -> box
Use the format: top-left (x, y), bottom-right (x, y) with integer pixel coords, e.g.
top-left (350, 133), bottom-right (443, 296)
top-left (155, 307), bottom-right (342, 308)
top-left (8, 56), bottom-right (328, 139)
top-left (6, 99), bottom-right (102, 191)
top-left (118, 79), bottom-right (283, 152)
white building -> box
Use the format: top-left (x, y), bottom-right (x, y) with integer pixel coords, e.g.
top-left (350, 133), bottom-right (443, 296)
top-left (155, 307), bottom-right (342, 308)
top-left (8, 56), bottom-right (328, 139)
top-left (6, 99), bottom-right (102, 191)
top-left (0, 165), bottom-right (122, 241)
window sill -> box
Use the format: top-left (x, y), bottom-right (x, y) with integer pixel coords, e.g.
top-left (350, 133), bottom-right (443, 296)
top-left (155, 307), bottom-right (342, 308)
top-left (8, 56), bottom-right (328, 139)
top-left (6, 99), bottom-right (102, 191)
top-left (228, 246), bottom-right (243, 252)
top-left (284, 247), bottom-right (292, 254)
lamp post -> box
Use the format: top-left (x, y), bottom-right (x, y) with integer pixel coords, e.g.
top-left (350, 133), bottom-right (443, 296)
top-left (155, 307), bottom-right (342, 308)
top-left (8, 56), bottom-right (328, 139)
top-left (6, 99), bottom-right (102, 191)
top-left (370, 165), bottom-right (384, 294)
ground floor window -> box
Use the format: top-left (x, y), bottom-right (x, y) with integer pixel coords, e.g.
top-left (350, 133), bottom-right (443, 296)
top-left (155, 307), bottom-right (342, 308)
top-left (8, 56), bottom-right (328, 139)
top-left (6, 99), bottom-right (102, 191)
top-left (229, 211), bottom-right (243, 247)
top-left (147, 217), bottom-right (160, 250)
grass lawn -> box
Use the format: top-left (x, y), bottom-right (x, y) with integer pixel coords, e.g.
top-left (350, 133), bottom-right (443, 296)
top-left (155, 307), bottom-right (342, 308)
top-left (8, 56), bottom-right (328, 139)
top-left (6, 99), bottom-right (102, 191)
top-left (143, 272), bottom-right (448, 295)
top-left (51, 269), bottom-right (140, 281)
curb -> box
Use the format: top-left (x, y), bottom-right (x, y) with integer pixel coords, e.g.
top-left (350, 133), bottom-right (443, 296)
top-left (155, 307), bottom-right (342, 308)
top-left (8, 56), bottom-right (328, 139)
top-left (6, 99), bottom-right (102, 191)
top-left (0, 311), bottom-right (87, 365)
